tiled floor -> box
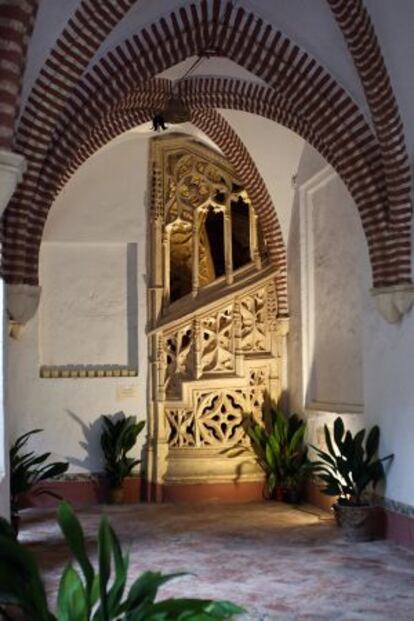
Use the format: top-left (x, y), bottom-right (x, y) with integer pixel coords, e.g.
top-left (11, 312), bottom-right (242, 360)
top-left (19, 502), bottom-right (414, 621)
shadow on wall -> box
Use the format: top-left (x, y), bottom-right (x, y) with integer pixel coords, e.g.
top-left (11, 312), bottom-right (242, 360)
top-left (126, 242), bottom-right (138, 370)
top-left (65, 409), bottom-right (104, 472)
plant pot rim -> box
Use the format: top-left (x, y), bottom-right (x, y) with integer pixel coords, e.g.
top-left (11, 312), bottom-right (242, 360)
top-left (334, 501), bottom-right (371, 510)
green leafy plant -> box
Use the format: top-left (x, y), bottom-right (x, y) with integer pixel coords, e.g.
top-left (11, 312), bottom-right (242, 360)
top-left (100, 414), bottom-right (145, 489)
top-left (229, 407), bottom-right (315, 497)
top-left (0, 501), bottom-right (244, 621)
top-left (310, 416), bottom-right (394, 506)
top-left (10, 429), bottom-right (69, 518)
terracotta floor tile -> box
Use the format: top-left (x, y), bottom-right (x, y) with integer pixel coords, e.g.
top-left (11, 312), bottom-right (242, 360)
top-left (18, 502), bottom-right (414, 621)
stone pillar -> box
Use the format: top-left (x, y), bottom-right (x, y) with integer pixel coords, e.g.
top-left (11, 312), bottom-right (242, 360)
top-left (162, 229), bottom-right (170, 310)
top-left (233, 299), bottom-right (243, 376)
top-left (192, 213), bottom-right (200, 298)
top-left (224, 205), bottom-right (234, 285)
top-left (249, 203), bottom-right (261, 270)
top-left (193, 317), bottom-right (201, 379)
top-left (0, 150), bottom-right (26, 519)
top-left (150, 217), bottom-right (164, 327)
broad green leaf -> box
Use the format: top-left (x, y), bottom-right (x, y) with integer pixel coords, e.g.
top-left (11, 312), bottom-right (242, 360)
top-left (107, 524), bottom-right (128, 615)
top-left (98, 515), bottom-right (112, 621)
top-left (57, 565), bottom-right (88, 621)
top-left (137, 598), bottom-right (245, 621)
top-left (0, 534), bottom-right (50, 620)
top-left (126, 571), bottom-right (187, 610)
top-left (57, 502), bottom-right (94, 594)
top-left (265, 443), bottom-right (276, 470)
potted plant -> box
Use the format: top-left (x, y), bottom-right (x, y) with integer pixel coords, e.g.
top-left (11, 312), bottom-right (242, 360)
top-left (310, 416), bottom-right (394, 541)
top-left (0, 501), bottom-right (244, 620)
top-left (229, 407), bottom-right (315, 502)
top-left (100, 413), bottom-right (145, 503)
top-left (9, 429), bottom-right (69, 534)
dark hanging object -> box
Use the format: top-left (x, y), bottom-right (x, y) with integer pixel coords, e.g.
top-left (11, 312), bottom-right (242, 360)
top-left (152, 113), bottom-right (167, 131)
top-left (152, 96), bottom-right (191, 132)
top-left (163, 97), bottom-right (191, 124)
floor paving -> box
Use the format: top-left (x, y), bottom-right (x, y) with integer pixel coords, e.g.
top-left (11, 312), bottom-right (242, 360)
top-left (19, 501), bottom-right (414, 621)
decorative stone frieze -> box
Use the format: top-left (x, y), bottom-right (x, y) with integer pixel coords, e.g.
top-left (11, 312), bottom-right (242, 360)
top-left (39, 365), bottom-right (138, 379)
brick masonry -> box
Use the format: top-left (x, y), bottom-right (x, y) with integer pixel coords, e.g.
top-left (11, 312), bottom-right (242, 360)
top-left (0, 0), bottom-right (411, 297)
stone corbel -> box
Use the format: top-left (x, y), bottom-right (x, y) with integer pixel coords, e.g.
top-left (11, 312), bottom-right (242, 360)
top-left (371, 284), bottom-right (414, 323)
top-left (7, 284), bottom-right (41, 337)
top-left (0, 150), bottom-right (26, 217)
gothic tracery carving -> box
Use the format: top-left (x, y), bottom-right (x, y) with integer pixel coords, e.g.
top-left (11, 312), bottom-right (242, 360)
top-left (240, 288), bottom-right (267, 351)
top-left (164, 325), bottom-right (193, 397)
top-left (201, 306), bottom-right (234, 373)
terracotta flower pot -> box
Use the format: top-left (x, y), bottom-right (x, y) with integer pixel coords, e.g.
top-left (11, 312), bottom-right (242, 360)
top-left (282, 486), bottom-right (302, 504)
top-left (333, 502), bottom-right (373, 542)
top-left (273, 485), bottom-right (285, 502)
top-left (108, 484), bottom-right (125, 504)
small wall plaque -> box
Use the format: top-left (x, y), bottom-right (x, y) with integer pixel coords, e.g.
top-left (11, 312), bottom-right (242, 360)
top-left (116, 384), bottom-right (139, 401)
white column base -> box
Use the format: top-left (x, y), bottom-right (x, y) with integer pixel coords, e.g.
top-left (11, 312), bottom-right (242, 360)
top-left (371, 284), bottom-right (414, 323)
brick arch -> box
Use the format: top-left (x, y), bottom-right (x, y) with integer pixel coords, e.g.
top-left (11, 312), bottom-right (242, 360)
top-left (0, 0), bottom-right (39, 149)
top-left (327, 0), bottom-right (411, 233)
top-left (53, 77), bottom-right (392, 291)
top-left (3, 0), bottom-right (412, 295)
top-left (1, 74), bottom-right (400, 292)
top-left (6, 95), bottom-right (290, 315)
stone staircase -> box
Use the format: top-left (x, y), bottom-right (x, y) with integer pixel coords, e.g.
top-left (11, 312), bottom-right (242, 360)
top-left (147, 267), bottom-right (288, 491)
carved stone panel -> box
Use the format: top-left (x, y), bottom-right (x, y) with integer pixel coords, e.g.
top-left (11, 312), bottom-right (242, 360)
top-left (164, 325), bottom-right (193, 397)
top-left (166, 409), bottom-right (195, 447)
top-left (200, 306), bottom-right (234, 373)
top-left (240, 288), bottom-right (267, 351)
top-left (196, 391), bottom-right (245, 446)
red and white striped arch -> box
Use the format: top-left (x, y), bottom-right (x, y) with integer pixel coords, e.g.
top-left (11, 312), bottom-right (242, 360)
top-left (327, 0), bottom-right (411, 233)
top-left (0, 0), bottom-right (39, 149)
top-left (2, 0), bottom-right (412, 307)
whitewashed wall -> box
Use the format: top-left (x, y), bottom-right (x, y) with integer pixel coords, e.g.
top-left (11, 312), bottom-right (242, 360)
top-left (7, 135), bottom-right (150, 474)
top-left (288, 141), bottom-right (414, 509)
top-left (288, 142), bottom-right (369, 454)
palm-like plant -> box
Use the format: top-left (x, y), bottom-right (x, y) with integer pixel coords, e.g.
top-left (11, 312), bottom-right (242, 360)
top-left (248, 409), bottom-right (314, 496)
top-left (229, 408), bottom-right (314, 498)
top-left (10, 429), bottom-right (69, 518)
top-left (310, 417), bottom-right (394, 506)
top-left (0, 502), bottom-right (244, 621)
top-left (100, 414), bottom-right (145, 489)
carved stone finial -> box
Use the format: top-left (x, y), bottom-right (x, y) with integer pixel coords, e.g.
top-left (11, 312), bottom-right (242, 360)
top-left (371, 284), bottom-right (414, 323)
top-left (7, 284), bottom-right (41, 327)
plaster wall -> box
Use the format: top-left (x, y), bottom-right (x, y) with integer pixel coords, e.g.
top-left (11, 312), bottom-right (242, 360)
top-left (288, 143), bottom-right (414, 509)
top-left (288, 144), bottom-right (367, 453)
top-left (7, 136), bottom-right (150, 474)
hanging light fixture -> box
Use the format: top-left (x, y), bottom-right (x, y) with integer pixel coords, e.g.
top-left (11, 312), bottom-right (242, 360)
top-left (152, 88), bottom-right (191, 132)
